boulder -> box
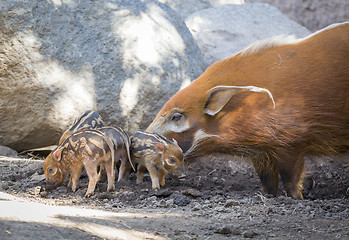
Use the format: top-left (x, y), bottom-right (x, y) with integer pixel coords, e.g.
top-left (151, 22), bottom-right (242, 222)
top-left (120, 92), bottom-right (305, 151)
top-left (185, 3), bottom-right (311, 65)
top-left (159, 0), bottom-right (245, 20)
top-left (0, 146), bottom-right (18, 157)
top-left (246, 0), bottom-right (349, 32)
top-left (0, 0), bottom-right (205, 151)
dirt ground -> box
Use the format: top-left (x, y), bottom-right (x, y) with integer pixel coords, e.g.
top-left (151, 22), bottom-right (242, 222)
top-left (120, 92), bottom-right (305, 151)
top-left (0, 153), bottom-right (348, 240)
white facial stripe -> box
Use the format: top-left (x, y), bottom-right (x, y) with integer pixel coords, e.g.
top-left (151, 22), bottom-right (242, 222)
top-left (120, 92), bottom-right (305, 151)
top-left (184, 129), bottom-right (220, 158)
top-left (165, 158), bottom-right (176, 166)
top-left (165, 120), bottom-right (190, 133)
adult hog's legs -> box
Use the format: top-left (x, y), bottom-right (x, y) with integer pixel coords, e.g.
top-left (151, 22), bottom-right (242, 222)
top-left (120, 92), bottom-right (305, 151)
top-left (278, 151), bottom-right (305, 200)
top-left (252, 156), bottom-right (279, 196)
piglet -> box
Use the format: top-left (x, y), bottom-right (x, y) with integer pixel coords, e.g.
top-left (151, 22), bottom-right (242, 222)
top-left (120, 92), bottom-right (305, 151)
top-left (43, 128), bottom-right (115, 197)
top-left (128, 130), bottom-right (186, 190)
top-left (97, 126), bottom-right (135, 182)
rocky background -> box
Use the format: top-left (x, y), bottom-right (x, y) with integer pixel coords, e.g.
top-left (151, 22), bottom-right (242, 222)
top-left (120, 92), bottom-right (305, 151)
top-left (1, 0), bottom-right (347, 152)
top-left (246, 0), bottom-right (349, 32)
top-left (0, 1), bottom-right (348, 239)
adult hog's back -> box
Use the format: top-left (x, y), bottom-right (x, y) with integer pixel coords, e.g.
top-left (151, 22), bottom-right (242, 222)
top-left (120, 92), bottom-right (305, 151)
top-left (146, 23), bottom-right (349, 199)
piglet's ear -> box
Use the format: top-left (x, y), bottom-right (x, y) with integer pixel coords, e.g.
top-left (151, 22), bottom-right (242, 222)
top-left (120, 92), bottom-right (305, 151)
top-left (53, 147), bottom-right (63, 161)
top-left (204, 85), bottom-right (275, 116)
top-left (153, 142), bottom-right (165, 153)
top-left (172, 138), bottom-right (179, 146)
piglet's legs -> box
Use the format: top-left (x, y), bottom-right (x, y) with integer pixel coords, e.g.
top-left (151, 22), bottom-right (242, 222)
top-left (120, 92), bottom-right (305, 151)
top-left (69, 163), bottom-right (84, 192)
top-left (158, 168), bottom-right (166, 187)
top-left (84, 161), bottom-right (99, 198)
top-left (145, 163), bottom-right (160, 190)
top-left (118, 151), bottom-right (131, 182)
top-left (104, 158), bottom-right (115, 192)
top-left (136, 164), bottom-right (146, 184)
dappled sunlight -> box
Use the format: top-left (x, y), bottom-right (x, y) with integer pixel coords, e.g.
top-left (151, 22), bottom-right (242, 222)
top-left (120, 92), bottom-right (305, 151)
top-left (111, 3), bottom-right (189, 118)
top-left (119, 78), bottom-right (139, 117)
top-left (0, 192), bottom-right (181, 239)
top-left (6, 29), bottom-right (97, 131)
top-left (113, 4), bottom-right (185, 67)
top-left (50, 0), bottom-right (75, 6)
top-left (36, 60), bottom-right (96, 128)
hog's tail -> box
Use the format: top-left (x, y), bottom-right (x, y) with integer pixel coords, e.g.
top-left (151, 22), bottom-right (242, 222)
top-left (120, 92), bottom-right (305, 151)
top-left (122, 133), bottom-right (136, 171)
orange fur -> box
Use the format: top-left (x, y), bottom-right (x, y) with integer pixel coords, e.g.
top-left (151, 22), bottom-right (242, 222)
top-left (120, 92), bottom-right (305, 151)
top-left (147, 23), bottom-right (349, 199)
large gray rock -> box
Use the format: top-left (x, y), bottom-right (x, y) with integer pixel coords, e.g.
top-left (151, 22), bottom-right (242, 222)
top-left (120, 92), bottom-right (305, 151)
top-left (0, 0), bottom-right (205, 151)
top-left (159, 0), bottom-right (244, 20)
top-left (246, 0), bottom-right (349, 32)
top-left (0, 146), bottom-right (18, 157)
top-left (185, 3), bottom-right (311, 66)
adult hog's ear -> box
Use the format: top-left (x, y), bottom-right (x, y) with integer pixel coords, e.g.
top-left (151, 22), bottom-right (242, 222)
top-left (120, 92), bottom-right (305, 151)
top-left (52, 147), bottom-right (63, 161)
top-left (204, 85), bottom-right (275, 116)
top-left (153, 142), bottom-right (165, 154)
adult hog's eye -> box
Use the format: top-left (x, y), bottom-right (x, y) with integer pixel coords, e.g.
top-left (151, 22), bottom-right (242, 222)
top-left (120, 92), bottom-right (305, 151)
top-left (170, 113), bottom-right (182, 122)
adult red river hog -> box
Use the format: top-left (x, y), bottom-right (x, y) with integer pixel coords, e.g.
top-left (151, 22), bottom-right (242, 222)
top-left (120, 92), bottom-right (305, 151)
top-left (146, 22), bottom-right (349, 199)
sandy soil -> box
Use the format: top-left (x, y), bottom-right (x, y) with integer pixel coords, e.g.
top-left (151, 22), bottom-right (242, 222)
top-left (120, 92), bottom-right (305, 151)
top-left (0, 153), bottom-right (348, 240)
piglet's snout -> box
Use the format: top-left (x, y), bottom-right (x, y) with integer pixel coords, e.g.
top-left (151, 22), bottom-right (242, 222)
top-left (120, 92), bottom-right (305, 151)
top-left (178, 173), bottom-right (187, 179)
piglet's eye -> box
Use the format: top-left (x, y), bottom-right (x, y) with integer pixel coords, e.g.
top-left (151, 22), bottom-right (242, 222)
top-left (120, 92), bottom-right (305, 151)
top-left (169, 158), bottom-right (176, 164)
top-left (170, 113), bottom-right (182, 122)
top-left (48, 167), bottom-right (55, 174)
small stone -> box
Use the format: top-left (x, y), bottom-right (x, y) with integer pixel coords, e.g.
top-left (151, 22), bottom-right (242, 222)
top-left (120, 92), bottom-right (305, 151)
top-left (214, 206), bottom-right (225, 212)
top-left (153, 189), bottom-right (172, 198)
top-left (1, 182), bottom-right (9, 190)
top-left (158, 199), bottom-right (167, 206)
top-left (182, 189), bottom-right (202, 198)
top-left (174, 195), bottom-right (191, 206)
top-left (97, 192), bottom-right (112, 200)
top-left (225, 199), bottom-right (239, 207)
top-left (214, 226), bottom-right (231, 235)
top-left (147, 196), bottom-right (157, 202)
top-left (57, 186), bottom-right (67, 193)
top-left (27, 186), bottom-right (41, 195)
top-left (231, 228), bottom-right (242, 236)
top-left (192, 204), bottom-right (201, 211)
top-left (166, 199), bottom-right (174, 206)
top-left (39, 191), bottom-right (48, 198)
top-left (243, 230), bottom-right (258, 238)
top-left (30, 172), bottom-right (46, 183)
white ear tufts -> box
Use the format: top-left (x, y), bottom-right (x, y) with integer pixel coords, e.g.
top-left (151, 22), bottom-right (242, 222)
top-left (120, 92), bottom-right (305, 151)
top-left (205, 85), bottom-right (275, 117)
top-left (245, 86), bottom-right (276, 109)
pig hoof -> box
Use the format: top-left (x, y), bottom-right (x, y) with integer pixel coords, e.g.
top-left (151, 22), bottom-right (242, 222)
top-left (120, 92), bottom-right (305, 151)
top-left (84, 192), bottom-right (94, 198)
top-left (107, 186), bottom-right (115, 192)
